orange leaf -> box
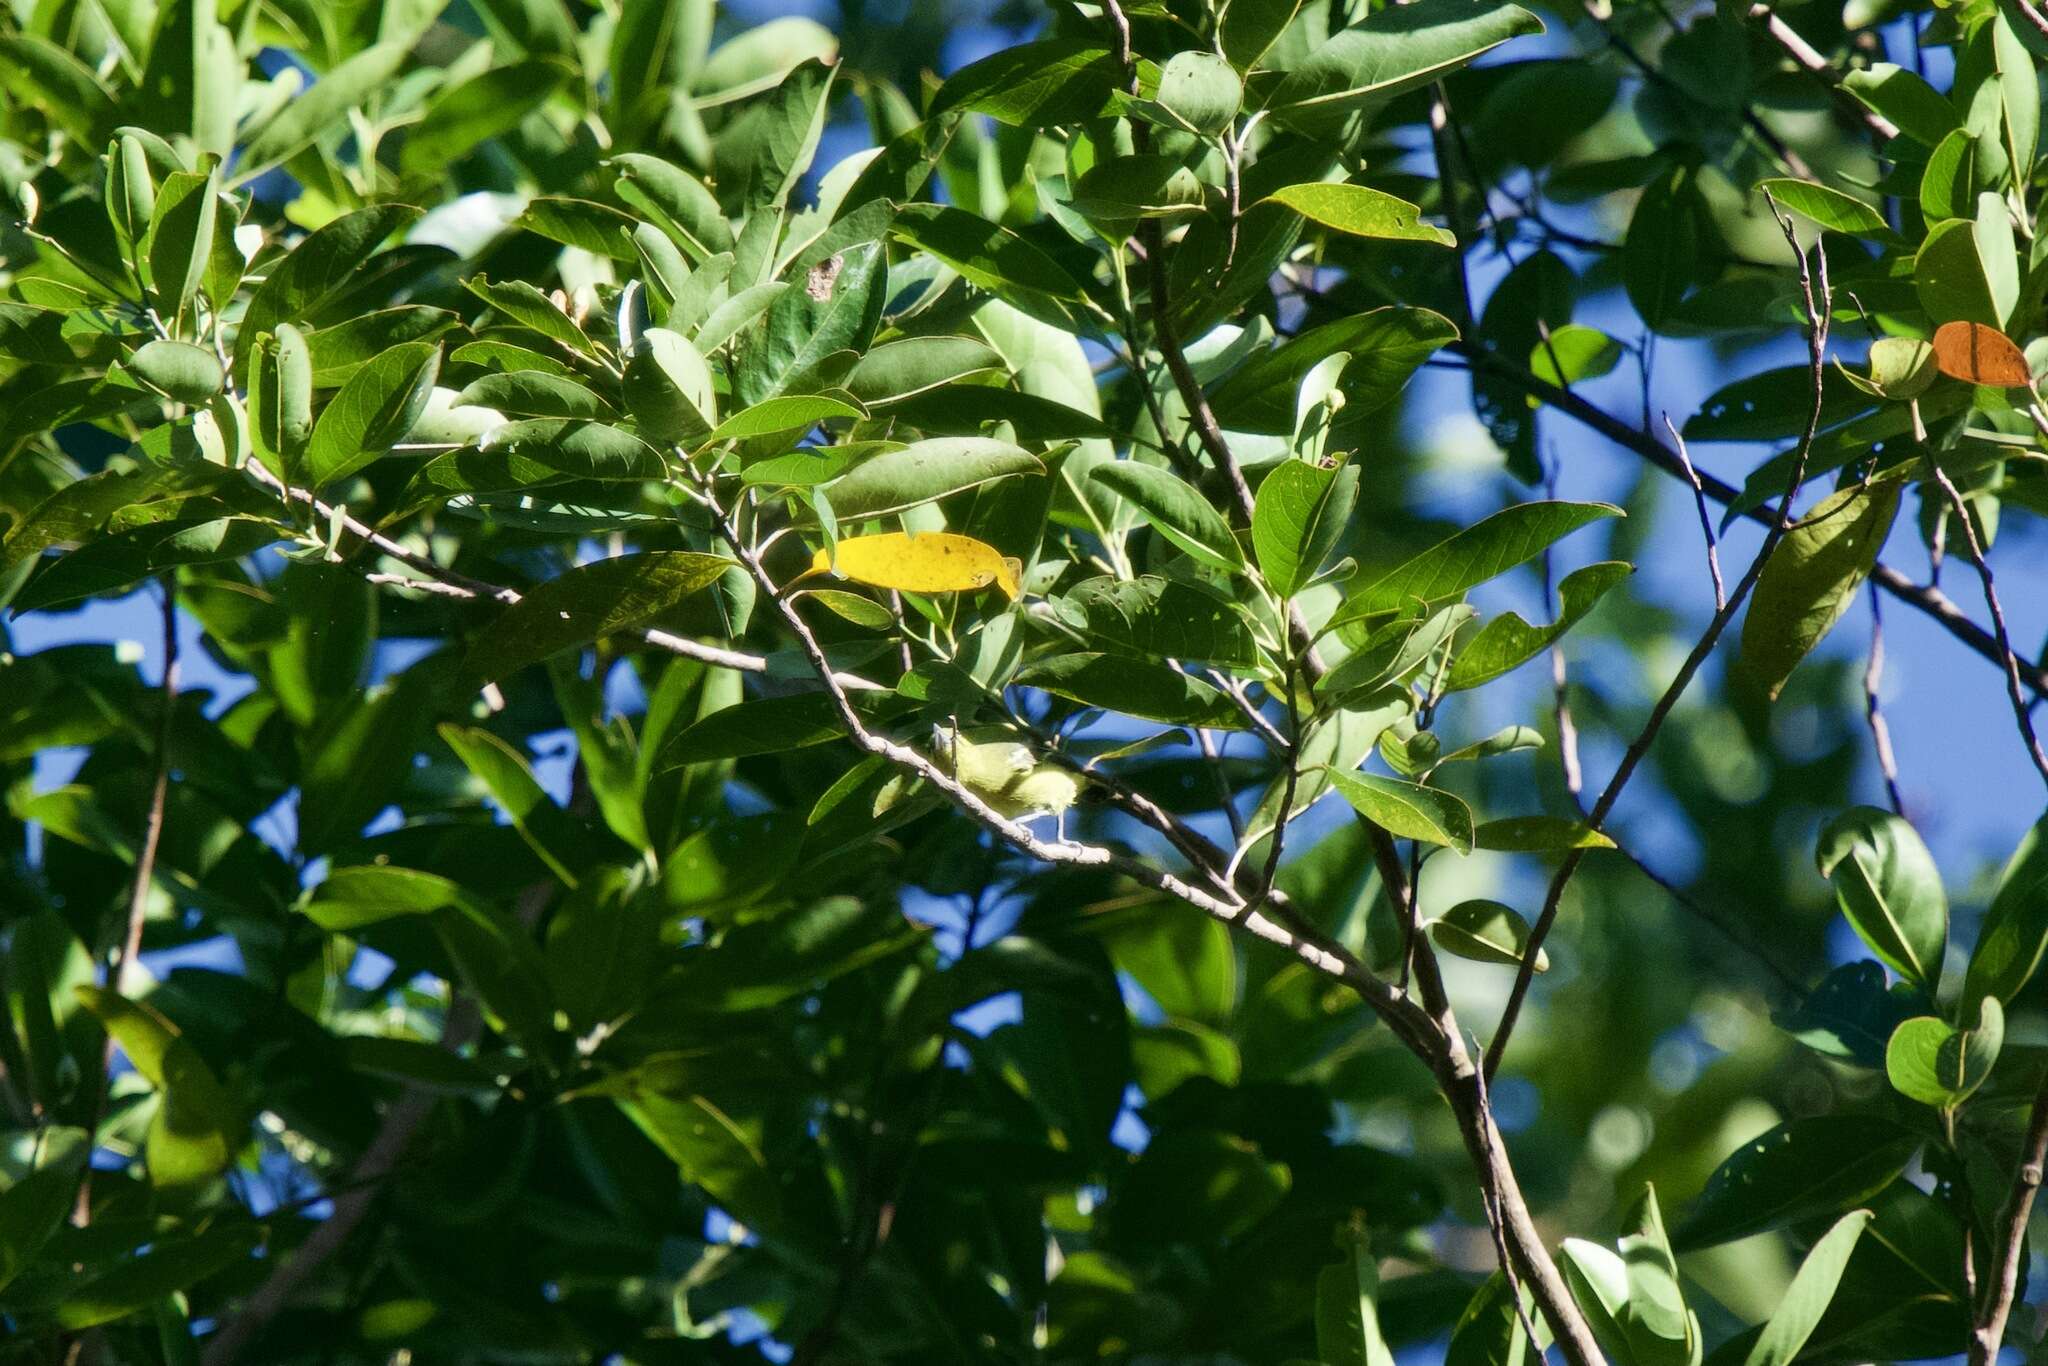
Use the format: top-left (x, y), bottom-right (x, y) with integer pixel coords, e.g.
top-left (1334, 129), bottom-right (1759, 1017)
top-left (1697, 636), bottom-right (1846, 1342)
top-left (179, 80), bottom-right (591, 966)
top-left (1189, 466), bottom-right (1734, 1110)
top-left (1931, 321), bottom-right (2032, 387)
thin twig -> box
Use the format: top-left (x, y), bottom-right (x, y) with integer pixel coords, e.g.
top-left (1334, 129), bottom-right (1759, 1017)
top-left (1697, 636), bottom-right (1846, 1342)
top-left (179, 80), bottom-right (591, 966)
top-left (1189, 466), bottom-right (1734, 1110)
top-left (1972, 1079), bottom-right (2048, 1366)
top-left (74, 577), bottom-right (179, 1227)
top-left (1928, 465), bottom-right (2048, 791)
top-left (1487, 204), bottom-right (1831, 1080)
top-left (1662, 412), bottom-right (1725, 610)
top-left (1863, 590), bottom-right (1906, 814)
top-left (243, 458), bottom-right (883, 689)
top-left (1449, 343), bottom-right (2048, 699)
top-left (1748, 5), bottom-right (1900, 140)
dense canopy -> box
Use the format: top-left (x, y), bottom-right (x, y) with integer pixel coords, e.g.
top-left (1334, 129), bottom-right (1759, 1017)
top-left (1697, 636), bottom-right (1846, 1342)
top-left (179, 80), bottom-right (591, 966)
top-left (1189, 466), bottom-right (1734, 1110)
top-left (5, 0), bottom-right (2048, 1363)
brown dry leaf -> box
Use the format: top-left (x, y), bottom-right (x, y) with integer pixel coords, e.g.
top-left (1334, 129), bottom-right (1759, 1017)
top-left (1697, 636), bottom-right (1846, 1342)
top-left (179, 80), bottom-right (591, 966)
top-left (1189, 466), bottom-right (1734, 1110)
top-left (1931, 320), bottom-right (2032, 386)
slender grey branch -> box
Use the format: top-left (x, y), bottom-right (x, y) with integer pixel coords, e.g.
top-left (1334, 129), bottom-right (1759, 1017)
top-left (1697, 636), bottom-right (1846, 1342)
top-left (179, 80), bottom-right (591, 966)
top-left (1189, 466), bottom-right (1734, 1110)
top-left (1928, 465), bottom-right (2048, 791)
top-left (1864, 590), bottom-right (1906, 815)
top-left (1748, 5), bottom-right (1900, 140)
top-left (1450, 343), bottom-right (2048, 699)
top-left (74, 578), bottom-right (179, 1228)
top-left (1487, 206), bottom-right (1832, 1080)
top-left (243, 458), bottom-right (883, 689)
top-left (1973, 1078), bottom-right (2048, 1366)
top-left (1663, 411), bottom-right (1725, 610)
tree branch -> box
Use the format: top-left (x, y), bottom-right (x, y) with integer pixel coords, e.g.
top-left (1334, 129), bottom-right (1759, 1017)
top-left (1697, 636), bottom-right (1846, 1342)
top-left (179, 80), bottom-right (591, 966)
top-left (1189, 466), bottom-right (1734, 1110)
top-left (1451, 341), bottom-right (2048, 698)
top-left (74, 577), bottom-right (179, 1226)
top-left (1487, 208), bottom-right (1831, 1078)
top-left (1928, 464), bottom-right (2048, 791)
top-left (1973, 1072), bottom-right (2048, 1366)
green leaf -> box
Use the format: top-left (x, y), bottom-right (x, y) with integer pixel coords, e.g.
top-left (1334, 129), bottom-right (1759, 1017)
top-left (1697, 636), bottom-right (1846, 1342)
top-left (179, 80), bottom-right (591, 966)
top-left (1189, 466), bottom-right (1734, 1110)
top-left (1815, 807), bottom-right (1948, 989)
top-left (1316, 1227), bottom-right (1396, 1366)
top-left (1017, 653), bottom-right (1243, 728)
top-left (1530, 323), bottom-right (1622, 390)
top-left (55, 1225), bottom-right (259, 1330)
top-left (658, 693), bottom-right (896, 766)
top-left (715, 57), bottom-right (837, 208)
top-left (1739, 479), bottom-right (1901, 701)
top-left (1443, 561), bottom-right (1631, 691)
top-left (1150, 50), bottom-right (1243, 135)
top-left (1674, 1116), bottom-right (1917, 1249)
top-left (620, 1094), bottom-right (782, 1233)
top-left (1209, 307), bottom-right (1456, 434)
top-left (1069, 155), bottom-right (1207, 232)
top-left (402, 60), bottom-right (569, 176)
top-left (890, 203), bottom-right (1085, 314)
top-left (1327, 501), bottom-right (1622, 637)
top-left (467, 277), bottom-right (597, 358)
top-left (1775, 960), bottom-right (1917, 1068)
top-left (128, 339), bottom-right (223, 405)
top-left (845, 335), bottom-right (1007, 405)
top-left (137, 0), bottom-right (239, 160)
top-left (239, 42), bottom-right (411, 178)
top-left (928, 38), bottom-right (1127, 127)
top-left (457, 368), bottom-right (612, 420)
top-left (1270, 0), bottom-right (1543, 115)
top-left (1885, 998), bottom-right (2002, 1108)
top-left (1057, 576), bottom-right (1262, 669)
top-left (305, 341), bottom-right (442, 488)
top-left (1254, 461), bottom-right (1360, 598)
top-left (464, 551), bottom-right (733, 683)
top-left (74, 987), bottom-right (241, 1188)
top-left (1921, 130), bottom-right (1977, 222)
top-left (1428, 900), bottom-right (1547, 970)
top-left (1743, 1210), bottom-right (1875, 1366)
top-left (437, 724), bottom-right (589, 887)
top-left (303, 307), bottom-right (461, 388)
top-left (1963, 811), bottom-right (2048, 1004)
top-left (0, 1126), bottom-right (88, 1292)
top-left (733, 229), bottom-right (887, 404)
top-left (708, 393), bottom-right (865, 442)
top-left (482, 420), bottom-right (667, 480)
top-left (1625, 162), bottom-right (1705, 329)
top-left (1222, 0), bottom-right (1303, 71)
top-left (1323, 768), bottom-right (1476, 852)
top-left (1758, 178), bottom-right (1898, 241)
top-left (826, 437), bottom-right (1042, 520)
top-left (0, 35), bottom-right (118, 147)
top-left (1993, 11), bottom-right (2038, 188)
top-left (1092, 461), bottom-right (1243, 572)
top-left (1616, 1186), bottom-right (1696, 1366)
top-left (1917, 217), bottom-right (2002, 327)
top-left (624, 327), bottom-right (719, 442)
top-left (611, 153), bottom-right (736, 261)
top-left (1474, 816), bottom-right (1615, 852)
top-left (144, 167), bottom-right (218, 324)
top-left (1843, 64), bottom-right (1960, 145)
top-left (1267, 182), bottom-right (1455, 246)
top-left (305, 865), bottom-right (469, 931)
top-left (235, 205), bottom-right (424, 374)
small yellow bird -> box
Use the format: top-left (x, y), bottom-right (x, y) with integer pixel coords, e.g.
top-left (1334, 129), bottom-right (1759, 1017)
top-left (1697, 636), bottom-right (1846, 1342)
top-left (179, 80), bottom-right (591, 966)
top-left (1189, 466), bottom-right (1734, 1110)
top-left (930, 725), bottom-right (1084, 837)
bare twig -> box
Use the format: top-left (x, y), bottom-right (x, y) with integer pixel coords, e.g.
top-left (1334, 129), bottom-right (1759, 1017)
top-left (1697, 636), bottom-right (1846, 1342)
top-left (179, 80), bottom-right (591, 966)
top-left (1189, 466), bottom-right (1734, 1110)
top-left (1928, 465), bottom-right (2048, 791)
top-left (1748, 5), bottom-right (1900, 140)
top-left (201, 989), bottom-right (487, 1366)
top-left (1973, 1077), bottom-right (2048, 1366)
top-left (1662, 412), bottom-right (1726, 610)
top-left (1863, 590), bottom-right (1906, 814)
top-left (74, 578), bottom-right (179, 1226)
top-left (243, 458), bottom-right (882, 690)
top-left (1487, 206), bottom-right (1832, 1079)
top-left (1449, 342), bottom-right (2048, 699)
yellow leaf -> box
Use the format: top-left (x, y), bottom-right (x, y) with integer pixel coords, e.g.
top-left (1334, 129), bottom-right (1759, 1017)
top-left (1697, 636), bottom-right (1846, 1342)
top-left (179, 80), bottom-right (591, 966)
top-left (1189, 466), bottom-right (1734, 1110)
top-left (814, 532), bottom-right (1022, 599)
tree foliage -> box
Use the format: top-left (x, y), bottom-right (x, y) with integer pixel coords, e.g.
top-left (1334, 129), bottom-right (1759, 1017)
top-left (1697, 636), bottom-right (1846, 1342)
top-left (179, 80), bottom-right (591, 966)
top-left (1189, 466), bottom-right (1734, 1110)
top-left (3, 0), bottom-right (2048, 1363)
